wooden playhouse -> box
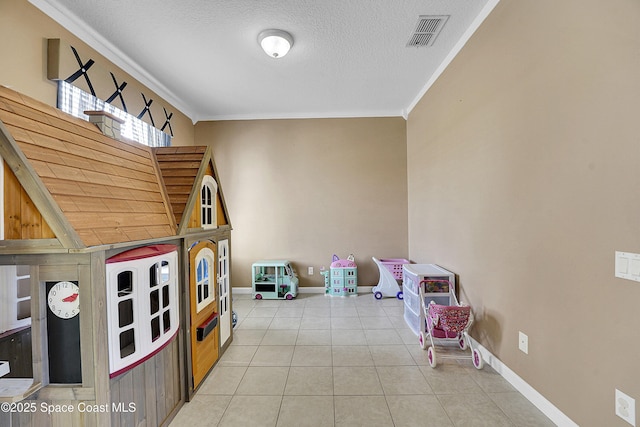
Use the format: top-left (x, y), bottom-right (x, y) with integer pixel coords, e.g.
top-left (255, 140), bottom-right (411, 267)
top-left (0, 86), bottom-right (232, 427)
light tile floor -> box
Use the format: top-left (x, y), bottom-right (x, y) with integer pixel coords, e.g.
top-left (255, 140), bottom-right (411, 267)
top-left (170, 293), bottom-right (554, 427)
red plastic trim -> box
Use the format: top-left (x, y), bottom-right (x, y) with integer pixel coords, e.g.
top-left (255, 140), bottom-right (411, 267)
top-left (106, 244), bottom-right (178, 264)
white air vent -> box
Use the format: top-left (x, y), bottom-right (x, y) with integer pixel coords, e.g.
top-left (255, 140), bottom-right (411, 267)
top-left (406, 15), bottom-right (449, 47)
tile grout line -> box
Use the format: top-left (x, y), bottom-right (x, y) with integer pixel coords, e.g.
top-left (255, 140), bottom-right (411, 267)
top-left (202, 294), bottom-right (542, 427)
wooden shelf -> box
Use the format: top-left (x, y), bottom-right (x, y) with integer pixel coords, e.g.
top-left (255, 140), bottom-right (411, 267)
top-left (0, 378), bottom-right (39, 402)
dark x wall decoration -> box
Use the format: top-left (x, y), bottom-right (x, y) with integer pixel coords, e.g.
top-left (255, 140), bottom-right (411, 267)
top-left (47, 38), bottom-right (174, 138)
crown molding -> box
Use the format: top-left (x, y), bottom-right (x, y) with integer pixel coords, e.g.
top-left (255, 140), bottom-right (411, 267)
top-left (29, 0), bottom-right (197, 122)
top-left (195, 109), bottom-right (405, 123)
top-left (404, 0), bottom-right (501, 118)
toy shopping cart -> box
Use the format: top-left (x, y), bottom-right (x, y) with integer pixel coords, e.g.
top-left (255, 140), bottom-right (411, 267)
top-left (418, 284), bottom-right (483, 369)
top-left (371, 257), bottom-right (409, 300)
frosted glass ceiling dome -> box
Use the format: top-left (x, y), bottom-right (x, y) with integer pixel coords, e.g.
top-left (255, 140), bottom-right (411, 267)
top-left (258, 29), bottom-right (294, 58)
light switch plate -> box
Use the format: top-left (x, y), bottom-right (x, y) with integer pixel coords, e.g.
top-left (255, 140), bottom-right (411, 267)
top-left (518, 331), bottom-right (528, 354)
top-left (615, 252), bottom-right (640, 282)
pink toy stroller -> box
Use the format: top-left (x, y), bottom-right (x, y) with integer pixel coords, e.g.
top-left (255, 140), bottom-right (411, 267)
top-left (418, 286), bottom-right (483, 369)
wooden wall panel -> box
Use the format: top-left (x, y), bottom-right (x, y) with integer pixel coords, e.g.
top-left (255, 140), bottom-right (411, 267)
top-left (131, 366), bottom-right (147, 426)
top-left (20, 187), bottom-right (42, 240)
top-left (143, 354), bottom-right (158, 427)
top-left (5, 161), bottom-right (22, 239)
top-left (216, 192), bottom-right (227, 226)
top-left (3, 162), bottom-right (55, 240)
top-left (186, 188), bottom-right (228, 227)
top-left (108, 339), bottom-right (181, 427)
top-left (186, 163), bottom-right (228, 230)
top-left (188, 197), bottom-right (200, 229)
top-left (89, 251), bottom-right (110, 427)
top-left (154, 348), bottom-right (167, 424)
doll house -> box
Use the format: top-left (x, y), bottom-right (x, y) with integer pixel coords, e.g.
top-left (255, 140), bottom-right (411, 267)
top-left (0, 86), bottom-right (232, 427)
top-left (322, 254), bottom-right (358, 297)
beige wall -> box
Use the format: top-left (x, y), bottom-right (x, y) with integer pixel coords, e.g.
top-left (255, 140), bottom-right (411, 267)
top-left (5, 0), bottom-right (638, 422)
top-left (0, 1), bottom-right (410, 290)
top-left (407, 0), bottom-right (640, 425)
top-left (196, 118), bottom-right (408, 288)
top-left (0, 0), bottom-right (194, 146)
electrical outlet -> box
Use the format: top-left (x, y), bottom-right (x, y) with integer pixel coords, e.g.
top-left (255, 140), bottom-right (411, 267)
top-left (308, 266), bottom-right (314, 275)
top-left (518, 331), bottom-right (528, 354)
top-left (616, 389), bottom-right (636, 426)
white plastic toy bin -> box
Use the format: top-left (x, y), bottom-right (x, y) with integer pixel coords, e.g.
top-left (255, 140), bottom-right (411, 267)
top-left (403, 285), bottom-right (420, 315)
top-left (404, 305), bottom-right (421, 336)
top-left (402, 264), bottom-right (455, 336)
top-left (421, 279), bottom-right (451, 306)
top-left (402, 272), bottom-right (418, 294)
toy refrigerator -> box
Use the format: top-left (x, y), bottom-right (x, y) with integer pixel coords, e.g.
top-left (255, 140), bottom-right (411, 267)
top-left (402, 264), bottom-right (455, 336)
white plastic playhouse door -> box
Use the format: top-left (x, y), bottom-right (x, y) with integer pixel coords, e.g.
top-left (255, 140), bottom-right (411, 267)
top-left (218, 239), bottom-right (231, 346)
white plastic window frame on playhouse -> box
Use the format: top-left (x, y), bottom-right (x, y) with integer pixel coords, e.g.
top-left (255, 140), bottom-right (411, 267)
top-left (200, 175), bottom-right (218, 229)
top-left (105, 246), bottom-right (179, 378)
top-left (195, 247), bottom-right (215, 313)
top-left (0, 265), bottom-right (31, 335)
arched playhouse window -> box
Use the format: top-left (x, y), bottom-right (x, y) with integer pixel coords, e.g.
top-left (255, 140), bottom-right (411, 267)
top-left (200, 175), bottom-right (218, 229)
top-left (195, 246), bottom-right (215, 313)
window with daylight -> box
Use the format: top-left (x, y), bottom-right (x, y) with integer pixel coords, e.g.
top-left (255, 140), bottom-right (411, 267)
top-left (57, 81), bottom-right (171, 147)
top-left (201, 175), bottom-right (218, 229)
top-left (195, 247), bottom-right (215, 313)
top-left (106, 245), bottom-right (179, 378)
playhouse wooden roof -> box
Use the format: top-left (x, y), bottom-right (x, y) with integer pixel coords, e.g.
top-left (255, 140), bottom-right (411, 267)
top-left (0, 86), bottom-right (177, 249)
top-left (154, 146), bottom-right (205, 228)
top-left (154, 145), bottom-right (231, 234)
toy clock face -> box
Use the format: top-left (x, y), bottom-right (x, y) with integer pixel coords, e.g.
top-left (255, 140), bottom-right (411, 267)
top-left (47, 281), bottom-right (80, 319)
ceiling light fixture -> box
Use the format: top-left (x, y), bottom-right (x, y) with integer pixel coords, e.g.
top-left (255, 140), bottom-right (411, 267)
top-left (258, 29), bottom-right (294, 59)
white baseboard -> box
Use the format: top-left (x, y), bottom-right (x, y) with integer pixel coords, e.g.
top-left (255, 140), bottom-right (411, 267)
top-left (468, 337), bottom-right (578, 427)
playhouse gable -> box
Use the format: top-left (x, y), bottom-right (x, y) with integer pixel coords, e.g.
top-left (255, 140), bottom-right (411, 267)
top-left (0, 86), bottom-right (177, 249)
top-left (154, 145), bottom-right (230, 234)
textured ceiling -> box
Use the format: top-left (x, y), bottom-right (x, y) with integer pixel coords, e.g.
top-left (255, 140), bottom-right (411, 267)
top-left (30, 0), bottom-right (498, 122)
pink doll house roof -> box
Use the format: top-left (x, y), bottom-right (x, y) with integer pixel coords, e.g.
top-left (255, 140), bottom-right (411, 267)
top-left (330, 254), bottom-right (356, 269)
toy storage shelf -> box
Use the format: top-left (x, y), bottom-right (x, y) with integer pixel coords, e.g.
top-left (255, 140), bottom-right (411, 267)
top-left (403, 264), bottom-right (455, 336)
